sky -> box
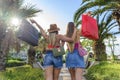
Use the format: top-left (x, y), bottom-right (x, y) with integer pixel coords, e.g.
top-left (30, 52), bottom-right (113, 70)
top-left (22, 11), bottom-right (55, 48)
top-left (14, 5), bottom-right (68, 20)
top-left (24, 0), bottom-right (81, 34)
top-left (24, 0), bottom-right (120, 55)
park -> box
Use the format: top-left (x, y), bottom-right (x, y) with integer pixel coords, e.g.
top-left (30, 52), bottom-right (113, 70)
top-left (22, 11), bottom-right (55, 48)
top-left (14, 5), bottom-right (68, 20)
top-left (0, 0), bottom-right (120, 80)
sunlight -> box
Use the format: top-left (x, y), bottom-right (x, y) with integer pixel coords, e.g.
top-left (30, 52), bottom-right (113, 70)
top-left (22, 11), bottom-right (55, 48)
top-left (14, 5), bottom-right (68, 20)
top-left (11, 18), bottom-right (20, 26)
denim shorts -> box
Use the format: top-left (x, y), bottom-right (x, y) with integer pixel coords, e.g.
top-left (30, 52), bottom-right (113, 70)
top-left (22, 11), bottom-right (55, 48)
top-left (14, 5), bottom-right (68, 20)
top-left (43, 50), bottom-right (63, 68)
top-left (66, 49), bottom-right (85, 68)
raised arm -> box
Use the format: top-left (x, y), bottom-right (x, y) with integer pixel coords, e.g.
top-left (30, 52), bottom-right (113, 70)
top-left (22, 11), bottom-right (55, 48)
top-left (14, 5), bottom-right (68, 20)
top-left (71, 28), bottom-right (77, 40)
top-left (30, 19), bottom-right (48, 39)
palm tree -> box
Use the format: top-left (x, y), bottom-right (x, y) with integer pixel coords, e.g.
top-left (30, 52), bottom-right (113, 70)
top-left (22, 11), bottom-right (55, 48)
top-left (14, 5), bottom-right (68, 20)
top-left (74, 0), bottom-right (120, 30)
top-left (27, 46), bottom-right (36, 67)
top-left (93, 13), bottom-right (118, 61)
top-left (0, 0), bottom-right (41, 71)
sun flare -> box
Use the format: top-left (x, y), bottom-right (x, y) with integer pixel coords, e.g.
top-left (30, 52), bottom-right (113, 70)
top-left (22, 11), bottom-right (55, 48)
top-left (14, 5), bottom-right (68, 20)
top-left (11, 18), bottom-right (20, 26)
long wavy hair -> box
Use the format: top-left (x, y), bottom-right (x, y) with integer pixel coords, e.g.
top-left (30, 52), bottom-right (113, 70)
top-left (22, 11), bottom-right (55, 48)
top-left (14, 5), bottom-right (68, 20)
top-left (66, 22), bottom-right (75, 37)
top-left (66, 22), bottom-right (75, 52)
top-left (48, 31), bottom-right (58, 46)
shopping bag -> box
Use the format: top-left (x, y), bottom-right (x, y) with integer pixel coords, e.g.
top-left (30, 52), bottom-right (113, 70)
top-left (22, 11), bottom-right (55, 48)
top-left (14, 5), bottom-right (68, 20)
top-left (81, 15), bottom-right (99, 40)
top-left (17, 19), bottom-right (39, 46)
top-left (78, 43), bottom-right (87, 56)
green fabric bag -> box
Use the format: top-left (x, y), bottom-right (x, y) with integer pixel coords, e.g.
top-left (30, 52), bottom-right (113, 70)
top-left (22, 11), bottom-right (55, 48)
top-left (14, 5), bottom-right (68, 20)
top-left (52, 46), bottom-right (65, 57)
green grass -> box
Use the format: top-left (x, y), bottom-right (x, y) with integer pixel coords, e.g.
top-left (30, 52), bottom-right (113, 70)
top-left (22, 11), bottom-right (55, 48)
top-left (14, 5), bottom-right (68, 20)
top-left (85, 61), bottom-right (120, 80)
top-left (0, 65), bottom-right (44, 80)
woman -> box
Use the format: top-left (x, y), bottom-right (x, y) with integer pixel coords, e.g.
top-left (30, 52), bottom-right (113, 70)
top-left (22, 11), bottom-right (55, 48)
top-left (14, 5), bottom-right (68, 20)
top-left (66, 22), bottom-right (85, 80)
top-left (30, 19), bottom-right (76, 80)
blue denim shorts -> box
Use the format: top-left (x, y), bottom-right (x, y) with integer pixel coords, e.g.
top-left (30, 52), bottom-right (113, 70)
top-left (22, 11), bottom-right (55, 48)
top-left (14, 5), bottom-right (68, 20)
top-left (66, 49), bottom-right (85, 68)
top-left (43, 50), bottom-right (63, 68)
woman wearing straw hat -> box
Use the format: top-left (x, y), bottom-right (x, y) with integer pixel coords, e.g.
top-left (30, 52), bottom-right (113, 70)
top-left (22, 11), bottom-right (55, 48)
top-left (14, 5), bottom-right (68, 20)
top-left (30, 19), bottom-right (76, 80)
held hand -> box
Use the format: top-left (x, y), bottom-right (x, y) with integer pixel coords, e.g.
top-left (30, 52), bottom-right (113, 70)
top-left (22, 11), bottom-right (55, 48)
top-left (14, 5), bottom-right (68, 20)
top-left (30, 19), bottom-right (36, 24)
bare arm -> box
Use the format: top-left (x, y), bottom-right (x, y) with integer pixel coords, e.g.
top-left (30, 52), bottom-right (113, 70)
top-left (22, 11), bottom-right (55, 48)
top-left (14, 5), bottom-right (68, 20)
top-left (59, 29), bottom-right (76, 42)
top-left (58, 35), bottom-right (74, 42)
top-left (58, 28), bottom-right (77, 42)
top-left (30, 19), bottom-right (48, 39)
top-left (71, 28), bottom-right (77, 40)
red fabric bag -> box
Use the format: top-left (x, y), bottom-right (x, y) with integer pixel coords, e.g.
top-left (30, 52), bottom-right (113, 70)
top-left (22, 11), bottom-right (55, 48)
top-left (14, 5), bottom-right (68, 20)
top-left (81, 14), bottom-right (99, 40)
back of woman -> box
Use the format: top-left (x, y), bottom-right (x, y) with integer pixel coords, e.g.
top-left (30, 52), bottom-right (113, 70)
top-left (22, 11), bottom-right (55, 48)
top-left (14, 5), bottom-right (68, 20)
top-left (66, 22), bottom-right (85, 80)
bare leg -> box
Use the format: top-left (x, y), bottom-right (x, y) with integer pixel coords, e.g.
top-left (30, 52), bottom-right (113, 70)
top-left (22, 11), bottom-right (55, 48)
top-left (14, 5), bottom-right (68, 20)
top-left (45, 66), bottom-right (53, 80)
top-left (75, 68), bottom-right (83, 80)
top-left (53, 68), bottom-right (61, 80)
top-left (69, 68), bottom-right (75, 80)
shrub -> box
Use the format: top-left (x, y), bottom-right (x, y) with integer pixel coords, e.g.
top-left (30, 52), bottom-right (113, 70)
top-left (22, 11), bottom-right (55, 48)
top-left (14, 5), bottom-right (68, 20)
top-left (0, 65), bottom-right (45, 80)
top-left (85, 61), bottom-right (120, 80)
top-left (6, 60), bottom-right (26, 67)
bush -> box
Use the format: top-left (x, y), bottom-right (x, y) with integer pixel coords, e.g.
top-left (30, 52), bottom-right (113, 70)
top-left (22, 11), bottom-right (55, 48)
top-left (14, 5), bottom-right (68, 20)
top-left (0, 65), bottom-right (45, 80)
top-left (6, 60), bottom-right (26, 67)
top-left (85, 61), bottom-right (120, 80)
top-left (8, 57), bottom-right (25, 61)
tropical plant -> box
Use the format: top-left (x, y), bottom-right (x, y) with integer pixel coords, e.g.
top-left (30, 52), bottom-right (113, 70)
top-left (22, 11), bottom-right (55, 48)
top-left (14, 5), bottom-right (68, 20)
top-left (34, 36), bottom-right (47, 53)
top-left (93, 13), bottom-right (119, 61)
top-left (0, 0), bottom-right (41, 71)
top-left (81, 38), bottom-right (93, 52)
top-left (0, 65), bottom-right (45, 80)
top-left (27, 46), bottom-right (36, 67)
top-left (85, 61), bottom-right (120, 80)
top-left (74, 0), bottom-right (120, 30)
top-left (74, 0), bottom-right (120, 61)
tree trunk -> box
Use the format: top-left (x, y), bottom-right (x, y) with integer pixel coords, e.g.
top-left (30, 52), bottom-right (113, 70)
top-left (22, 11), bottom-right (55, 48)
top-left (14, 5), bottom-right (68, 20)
top-left (27, 46), bottom-right (36, 67)
top-left (0, 21), bottom-right (7, 71)
top-left (0, 51), bottom-right (6, 71)
top-left (93, 41), bottom-right (107, 61)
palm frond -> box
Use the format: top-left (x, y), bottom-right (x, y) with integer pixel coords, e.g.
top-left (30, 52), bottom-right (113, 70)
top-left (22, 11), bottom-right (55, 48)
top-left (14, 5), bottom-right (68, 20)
top-left (104, 13), bottom-right (113, 27)
top-left (16, 0), bottom-right (24, 8)
top-left (101, 33), bottom-right (112, 41)
top-left (19, 5), bottom-right (42, 18)
top-left (74, 0), bottom-right (120, 23)
top-left (113, 31), bottom-right (120, 35)
top-left (75, 21), bottom-right (82, 27)
top-left (74, 1), bottom-right (106, 23)
top-left (81, 0), bottom-right (91, 5)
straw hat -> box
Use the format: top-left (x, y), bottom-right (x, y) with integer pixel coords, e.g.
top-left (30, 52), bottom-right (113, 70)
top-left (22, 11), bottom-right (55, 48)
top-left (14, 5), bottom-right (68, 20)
top-left (48, 24), bottom-right (60, 32)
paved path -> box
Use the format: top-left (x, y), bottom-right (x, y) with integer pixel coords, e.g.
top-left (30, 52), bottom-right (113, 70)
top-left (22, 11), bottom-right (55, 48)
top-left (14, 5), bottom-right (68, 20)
top-left (59, 64), bottom-right (86, 80)
top-left (33, 62), bottom-right (86, 80)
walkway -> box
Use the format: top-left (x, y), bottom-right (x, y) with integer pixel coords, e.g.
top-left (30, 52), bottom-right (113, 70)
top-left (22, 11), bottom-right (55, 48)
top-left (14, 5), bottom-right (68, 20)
top-left (33, 62), bottom-right (86, 80)
top-left (59, 64), bottom-right (86, 80)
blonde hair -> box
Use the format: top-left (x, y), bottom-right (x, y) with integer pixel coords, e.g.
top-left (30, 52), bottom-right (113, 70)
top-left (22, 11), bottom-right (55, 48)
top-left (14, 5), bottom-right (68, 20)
top-left (48, 32), bottom-right (56, 46)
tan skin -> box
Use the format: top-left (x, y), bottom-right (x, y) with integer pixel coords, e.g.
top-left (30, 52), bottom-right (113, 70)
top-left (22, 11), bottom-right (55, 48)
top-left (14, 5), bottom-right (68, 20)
top-left (67, 26), bottom-right (83, 80)
top-left (67, 14), bottom-right (91, 80)
top-left (30, 19), bottom-right (76, 80)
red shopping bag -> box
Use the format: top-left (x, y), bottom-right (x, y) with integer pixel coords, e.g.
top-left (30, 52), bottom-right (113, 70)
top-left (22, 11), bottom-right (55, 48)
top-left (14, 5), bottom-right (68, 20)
top-left (81, 14), bottom-right (99, 40)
